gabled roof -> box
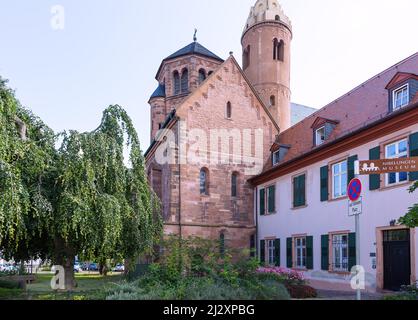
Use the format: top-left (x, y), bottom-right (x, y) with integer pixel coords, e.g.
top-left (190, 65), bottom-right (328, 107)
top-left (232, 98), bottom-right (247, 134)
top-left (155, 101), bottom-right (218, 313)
top-left (145, 54), bottom-right (281, 160)
top-left (156, 42), bottom-right (224, 80)
top-left (385, 72), bottom-right (418, 90)
top-left (310, 117), bottom-right (339, 129)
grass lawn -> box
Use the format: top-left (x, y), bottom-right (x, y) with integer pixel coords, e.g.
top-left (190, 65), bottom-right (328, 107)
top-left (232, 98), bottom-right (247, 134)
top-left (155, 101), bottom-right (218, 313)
top-left (0, 273), bottom-right (123, 300)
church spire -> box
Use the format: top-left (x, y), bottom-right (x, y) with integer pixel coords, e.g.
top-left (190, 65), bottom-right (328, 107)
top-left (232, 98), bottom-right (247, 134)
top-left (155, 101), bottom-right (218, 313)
top-left (193, 28), bottom-right (197, 42)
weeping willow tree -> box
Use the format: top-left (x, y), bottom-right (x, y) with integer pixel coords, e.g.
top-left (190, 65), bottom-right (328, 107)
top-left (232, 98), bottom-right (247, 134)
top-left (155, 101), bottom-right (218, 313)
top-left (0, 77), bottom-right (162, 290)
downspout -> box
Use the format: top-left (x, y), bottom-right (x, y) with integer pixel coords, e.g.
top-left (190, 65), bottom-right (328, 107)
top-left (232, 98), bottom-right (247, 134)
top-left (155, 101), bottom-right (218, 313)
top-left (177, 121), bottom-right (182, 240)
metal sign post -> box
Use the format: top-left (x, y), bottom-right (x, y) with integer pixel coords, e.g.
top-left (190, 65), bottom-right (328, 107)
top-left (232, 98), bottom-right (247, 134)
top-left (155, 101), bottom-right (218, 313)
top-left (348, 174), bottom-right (362, 301)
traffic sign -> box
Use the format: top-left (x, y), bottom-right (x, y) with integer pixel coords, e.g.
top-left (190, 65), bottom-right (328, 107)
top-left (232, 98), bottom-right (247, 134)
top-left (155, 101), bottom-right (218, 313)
top-left (348, 178), bottom-right (362, 202)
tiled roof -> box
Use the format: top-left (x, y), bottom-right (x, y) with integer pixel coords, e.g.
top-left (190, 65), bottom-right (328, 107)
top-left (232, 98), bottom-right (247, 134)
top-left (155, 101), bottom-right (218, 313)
top-left (273, 52), bottom-right (418, 168)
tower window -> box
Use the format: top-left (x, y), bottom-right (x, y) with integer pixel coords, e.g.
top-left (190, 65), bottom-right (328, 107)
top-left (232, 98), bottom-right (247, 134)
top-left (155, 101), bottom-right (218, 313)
top-left (273, 39), bottom-right (284, 62)
top-left (231, 172), bottom-right (238, 197)
top-left (275, 15), bottom-right (280, 21)
top-left (243, 45), bottom-right (250, 70)
top-left (198, 69), bottom-right (206, 84)
top-left (181, 68), bottom-right (189, 93)
top-left (226, 101), bottom-right (232, 119)
top-left (270, 95), bottom-right (276, 107)
top-left (200, 168), bottom-right (209, 195)
top-left (173, 71), bottom-right (180, 95)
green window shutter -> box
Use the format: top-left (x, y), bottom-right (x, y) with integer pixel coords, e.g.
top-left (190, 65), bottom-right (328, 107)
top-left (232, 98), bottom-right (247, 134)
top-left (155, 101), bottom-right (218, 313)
top-left (409, 133), bottom-right (418, 181)
top-left (347, 155), bottom-right (358, 183)
top-left (293, 175), bottom-right (306, 208)
top-left (300, 175), bottom-right (306, 206)
top-left (369, 147), bottom-right (381, 190)
top-left (348, 233), bottom-right (356, 271)
top-left (306, 236), bottom-right (314, 270)
top-left (274, 239), bottom-right (280, 267)
top-left (286, 238), bottom-right (293, 268)
top-left (260, 240), bottom-right (266, 265)
top-left (268, 185), bottom-right (276, 213)
top-left (260, 189), bottom-right (265, 216)
top-left (320, 166), bottom-right (329, 202)
top-left (321, 235), bottom-right (329, 271)
top-left (293, 176), bottom-right (298, 208)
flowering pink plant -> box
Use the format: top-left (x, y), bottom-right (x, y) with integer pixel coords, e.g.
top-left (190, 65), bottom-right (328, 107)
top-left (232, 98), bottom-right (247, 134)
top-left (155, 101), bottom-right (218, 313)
top-left (256, 266), bottom-right (305, 284)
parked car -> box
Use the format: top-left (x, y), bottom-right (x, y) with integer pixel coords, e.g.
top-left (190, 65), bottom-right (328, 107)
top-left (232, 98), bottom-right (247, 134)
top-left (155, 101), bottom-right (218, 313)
top-left (87, 263), bottom-right (98, 271)
top-left (74, 263), bottom-right (81, 273)
top-left (112, 264), bottom-right (125, 272)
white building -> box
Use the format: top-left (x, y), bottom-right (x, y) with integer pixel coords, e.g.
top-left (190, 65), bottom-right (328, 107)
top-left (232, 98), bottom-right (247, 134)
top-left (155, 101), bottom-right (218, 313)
top-left (251, 53), bottom-right (418, 292)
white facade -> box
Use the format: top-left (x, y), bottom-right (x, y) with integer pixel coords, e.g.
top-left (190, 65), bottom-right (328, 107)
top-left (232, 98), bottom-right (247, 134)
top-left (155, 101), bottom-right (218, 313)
top-left (257, 123), bottom-right (418, 291)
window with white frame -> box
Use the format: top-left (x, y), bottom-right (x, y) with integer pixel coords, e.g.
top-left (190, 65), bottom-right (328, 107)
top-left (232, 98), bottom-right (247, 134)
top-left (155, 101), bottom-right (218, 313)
top-left (385, 139), bottom-right (408, 186)
top-left (332, 160), bottom-right (348, 199)
top-left (272, 150), bottom-right (280, 166)
top-left (332, 234), bottom-right (349, 272)
top-left (295, 237), bottom-right (306, 269)
top-left (267, 240), bottom-right (275, 265)
top-left (393, 85), bottom-right (409, 110)
top-left (315, 126), bottom-right (326, 146)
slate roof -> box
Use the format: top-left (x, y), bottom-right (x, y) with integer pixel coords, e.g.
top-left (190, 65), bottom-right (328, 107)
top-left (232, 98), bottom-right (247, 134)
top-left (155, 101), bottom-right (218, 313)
top-left (150, 84), bottom-right (166, 99)
top-left (164, 42), bottom-right (224, 62)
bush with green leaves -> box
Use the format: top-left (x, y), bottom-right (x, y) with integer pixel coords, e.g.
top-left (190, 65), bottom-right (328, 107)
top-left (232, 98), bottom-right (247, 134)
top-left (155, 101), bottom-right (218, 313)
top-left (106, 236), bottom-right (291, 300)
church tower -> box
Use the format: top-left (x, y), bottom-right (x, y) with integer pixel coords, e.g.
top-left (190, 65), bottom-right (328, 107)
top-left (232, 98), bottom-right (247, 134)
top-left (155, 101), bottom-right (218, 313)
top-left (242, 0), bottom-right (292, 131)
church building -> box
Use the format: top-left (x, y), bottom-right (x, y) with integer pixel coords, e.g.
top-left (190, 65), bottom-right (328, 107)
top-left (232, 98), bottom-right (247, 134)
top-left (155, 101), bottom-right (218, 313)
top-left (145, 0), bottom-right (418, 292)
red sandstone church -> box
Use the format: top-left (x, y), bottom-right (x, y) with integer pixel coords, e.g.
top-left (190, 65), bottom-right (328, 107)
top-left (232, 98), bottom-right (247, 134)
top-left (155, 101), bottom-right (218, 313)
top-left (145, 0), bottom-right (418, 291)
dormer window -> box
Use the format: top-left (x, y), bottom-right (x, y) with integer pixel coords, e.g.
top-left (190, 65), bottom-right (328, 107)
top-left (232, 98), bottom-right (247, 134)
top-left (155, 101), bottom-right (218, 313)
top-left (271, 143), bottom-right (290, 166)
top-left (393, 84), bottom-right (409, 110)
top-left (272, 150), bottom-right (280, 166)
top-left (315, 126), bottom-right (326, 146)
top-left (311, 117), bottom-right (339, 147)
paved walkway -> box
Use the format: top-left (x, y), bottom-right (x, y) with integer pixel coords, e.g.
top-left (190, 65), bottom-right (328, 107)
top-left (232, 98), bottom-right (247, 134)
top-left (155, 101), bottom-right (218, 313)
top-left (315, 289), bottom-right (385, 300)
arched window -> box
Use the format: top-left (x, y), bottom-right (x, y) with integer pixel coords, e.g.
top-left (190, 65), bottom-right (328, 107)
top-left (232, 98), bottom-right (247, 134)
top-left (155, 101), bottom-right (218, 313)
top-left (231, 172), bottom-right (238, 197)
top-left (278, 40), bottom-right (284, 62)
top-left (275, 15), bottom-right (280, 21)
top-left (226, 101), bottom-right (232, 119)
top-left (173, 71), bottom-right (180, 95)
top-left (198, 69), bottom-right (206, 84)
top-left (219, 232), bottom-right (225, 256)
top-left (273, 38), bottom-right (279, 60)
top-left (243, 45), bottom-right (250, 70)
top-left (181, 68), bottom-right (189, 93)
top-left (270, 95), bottom-right (276, 107)
top-left (200, 168), bottom-right (209, 195)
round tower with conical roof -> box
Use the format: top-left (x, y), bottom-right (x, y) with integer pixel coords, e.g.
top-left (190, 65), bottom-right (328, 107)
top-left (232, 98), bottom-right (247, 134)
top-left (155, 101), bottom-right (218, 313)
top-left (242, 0), bottom-right (292, 131)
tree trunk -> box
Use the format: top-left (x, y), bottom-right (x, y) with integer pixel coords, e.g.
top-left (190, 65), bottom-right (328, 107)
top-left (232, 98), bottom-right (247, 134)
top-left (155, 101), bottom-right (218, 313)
top-left (54, 237), bottom-right (76, 291)
top-left (99, 261), bottom-right (108, 276)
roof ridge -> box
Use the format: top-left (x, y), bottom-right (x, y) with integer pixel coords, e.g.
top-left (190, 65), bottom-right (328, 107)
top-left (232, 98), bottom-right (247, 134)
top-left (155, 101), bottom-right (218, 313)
top-left (281, 51), bottom-right (418, 134)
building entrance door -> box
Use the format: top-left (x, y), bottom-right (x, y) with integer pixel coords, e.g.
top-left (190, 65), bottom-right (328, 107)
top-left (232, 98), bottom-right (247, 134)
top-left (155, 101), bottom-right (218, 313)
top-left (383, 229), bottom-right (411, 291)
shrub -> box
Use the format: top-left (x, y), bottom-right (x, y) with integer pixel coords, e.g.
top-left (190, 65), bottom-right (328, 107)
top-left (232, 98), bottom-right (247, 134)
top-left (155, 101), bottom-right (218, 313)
top-left (0, 279), bottom-right (22, 289)
top-left (285, 284), bottom-right (317, 299)
top-left (256, 267), bottom-right (305, 285)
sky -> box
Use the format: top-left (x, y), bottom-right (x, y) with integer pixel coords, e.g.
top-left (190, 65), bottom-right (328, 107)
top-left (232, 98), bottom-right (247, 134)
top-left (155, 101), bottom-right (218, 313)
top-left (0, 0), bottom-right (417, 148)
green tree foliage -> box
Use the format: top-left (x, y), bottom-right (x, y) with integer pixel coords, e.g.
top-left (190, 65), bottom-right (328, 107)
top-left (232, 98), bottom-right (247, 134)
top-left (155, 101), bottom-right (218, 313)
top-left (399, 181), bottom-right (418, 228)
top-left (0, 77), bottom-right (162, 289)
